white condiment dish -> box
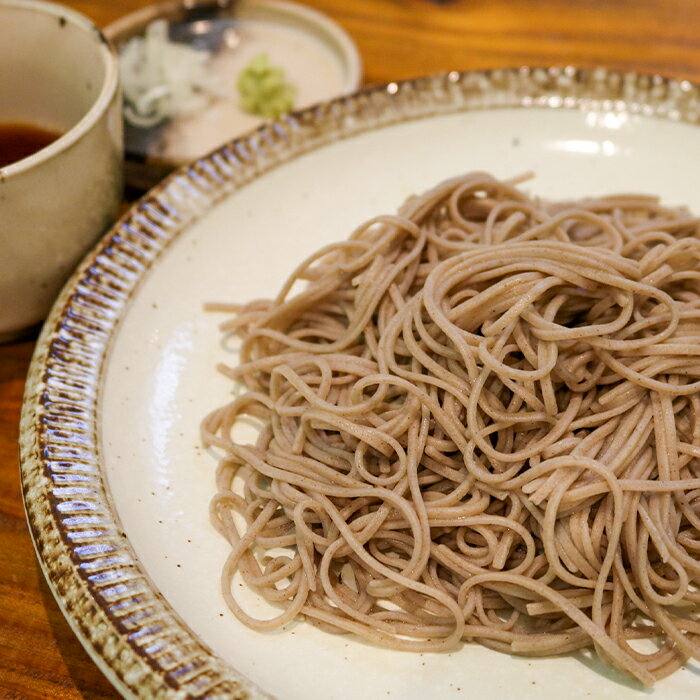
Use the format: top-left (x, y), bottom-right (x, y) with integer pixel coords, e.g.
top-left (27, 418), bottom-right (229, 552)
top-left (105, 0), bottom-right (362, 188)
top-left (0, 0), bottom-right (123, 341)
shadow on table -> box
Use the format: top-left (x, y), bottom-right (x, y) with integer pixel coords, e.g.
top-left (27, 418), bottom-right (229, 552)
top-left (37, 565), bottom-right (120, 699)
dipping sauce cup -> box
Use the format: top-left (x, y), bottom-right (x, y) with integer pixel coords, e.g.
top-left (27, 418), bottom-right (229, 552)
top-left (0, 0), bottom-right (123, 341)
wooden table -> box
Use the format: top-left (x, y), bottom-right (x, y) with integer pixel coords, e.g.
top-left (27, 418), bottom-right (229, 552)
top-left (3, 0), bottom-right (700, 697)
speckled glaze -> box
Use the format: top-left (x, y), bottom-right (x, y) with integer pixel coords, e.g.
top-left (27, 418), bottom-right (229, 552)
top-left (20, 68), bottom-right (700, 698)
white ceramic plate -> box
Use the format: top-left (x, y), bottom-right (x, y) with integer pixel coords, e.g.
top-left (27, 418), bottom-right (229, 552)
top-left (21, 68), bottom-right (700, 699)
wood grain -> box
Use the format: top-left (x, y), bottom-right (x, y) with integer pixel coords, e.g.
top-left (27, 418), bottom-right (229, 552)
top-left (2, 0), bottom-right (700, 697)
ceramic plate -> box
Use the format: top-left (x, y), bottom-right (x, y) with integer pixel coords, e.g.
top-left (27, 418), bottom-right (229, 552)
top-left (21, 68), bottom-right (700, 699)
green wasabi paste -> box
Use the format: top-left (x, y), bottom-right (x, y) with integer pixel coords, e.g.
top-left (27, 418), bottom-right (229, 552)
top-left (237, 53), bottom-right (295, 119)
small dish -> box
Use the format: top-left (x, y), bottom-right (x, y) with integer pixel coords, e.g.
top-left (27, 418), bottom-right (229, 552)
top-left (105, 0), bottom-right (362, 189)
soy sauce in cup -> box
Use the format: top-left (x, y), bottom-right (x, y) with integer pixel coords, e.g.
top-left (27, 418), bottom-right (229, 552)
top-left (0, 122), bottom-right (61, 168)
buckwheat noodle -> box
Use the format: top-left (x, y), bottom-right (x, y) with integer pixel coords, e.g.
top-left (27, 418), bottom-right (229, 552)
top-left (202, 172), bottom-right (700, 685)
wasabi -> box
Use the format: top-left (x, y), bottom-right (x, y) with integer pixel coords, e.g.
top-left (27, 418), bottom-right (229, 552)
top-left (237, 53), bottom-right (295, 119)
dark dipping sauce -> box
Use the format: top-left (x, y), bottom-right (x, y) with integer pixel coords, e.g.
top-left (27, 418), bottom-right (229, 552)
top-left (0, 122), bottom-right (62, 168)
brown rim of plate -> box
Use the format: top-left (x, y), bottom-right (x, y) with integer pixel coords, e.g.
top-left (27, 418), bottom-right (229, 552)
top-left (19, 67), bottom-right (700, 699)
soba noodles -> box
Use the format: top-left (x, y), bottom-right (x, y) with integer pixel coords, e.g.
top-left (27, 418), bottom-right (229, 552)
top-left (202, 172), bottom-right (700, 685)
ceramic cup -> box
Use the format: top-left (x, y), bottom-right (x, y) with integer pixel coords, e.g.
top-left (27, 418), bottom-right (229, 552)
top-left (0, 0), bottom-right (123, 341)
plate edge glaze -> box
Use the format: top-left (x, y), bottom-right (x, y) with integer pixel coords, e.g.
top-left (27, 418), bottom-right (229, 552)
top-left (19, 67), bottom-right (700, 699)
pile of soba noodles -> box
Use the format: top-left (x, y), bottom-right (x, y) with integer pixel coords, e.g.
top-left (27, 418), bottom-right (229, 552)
top-left (202, 172), bottom-right (700, 685)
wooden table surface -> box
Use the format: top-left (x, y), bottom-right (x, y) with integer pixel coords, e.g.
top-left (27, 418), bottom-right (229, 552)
top-left (3, 0), bottom-right (700, 697)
